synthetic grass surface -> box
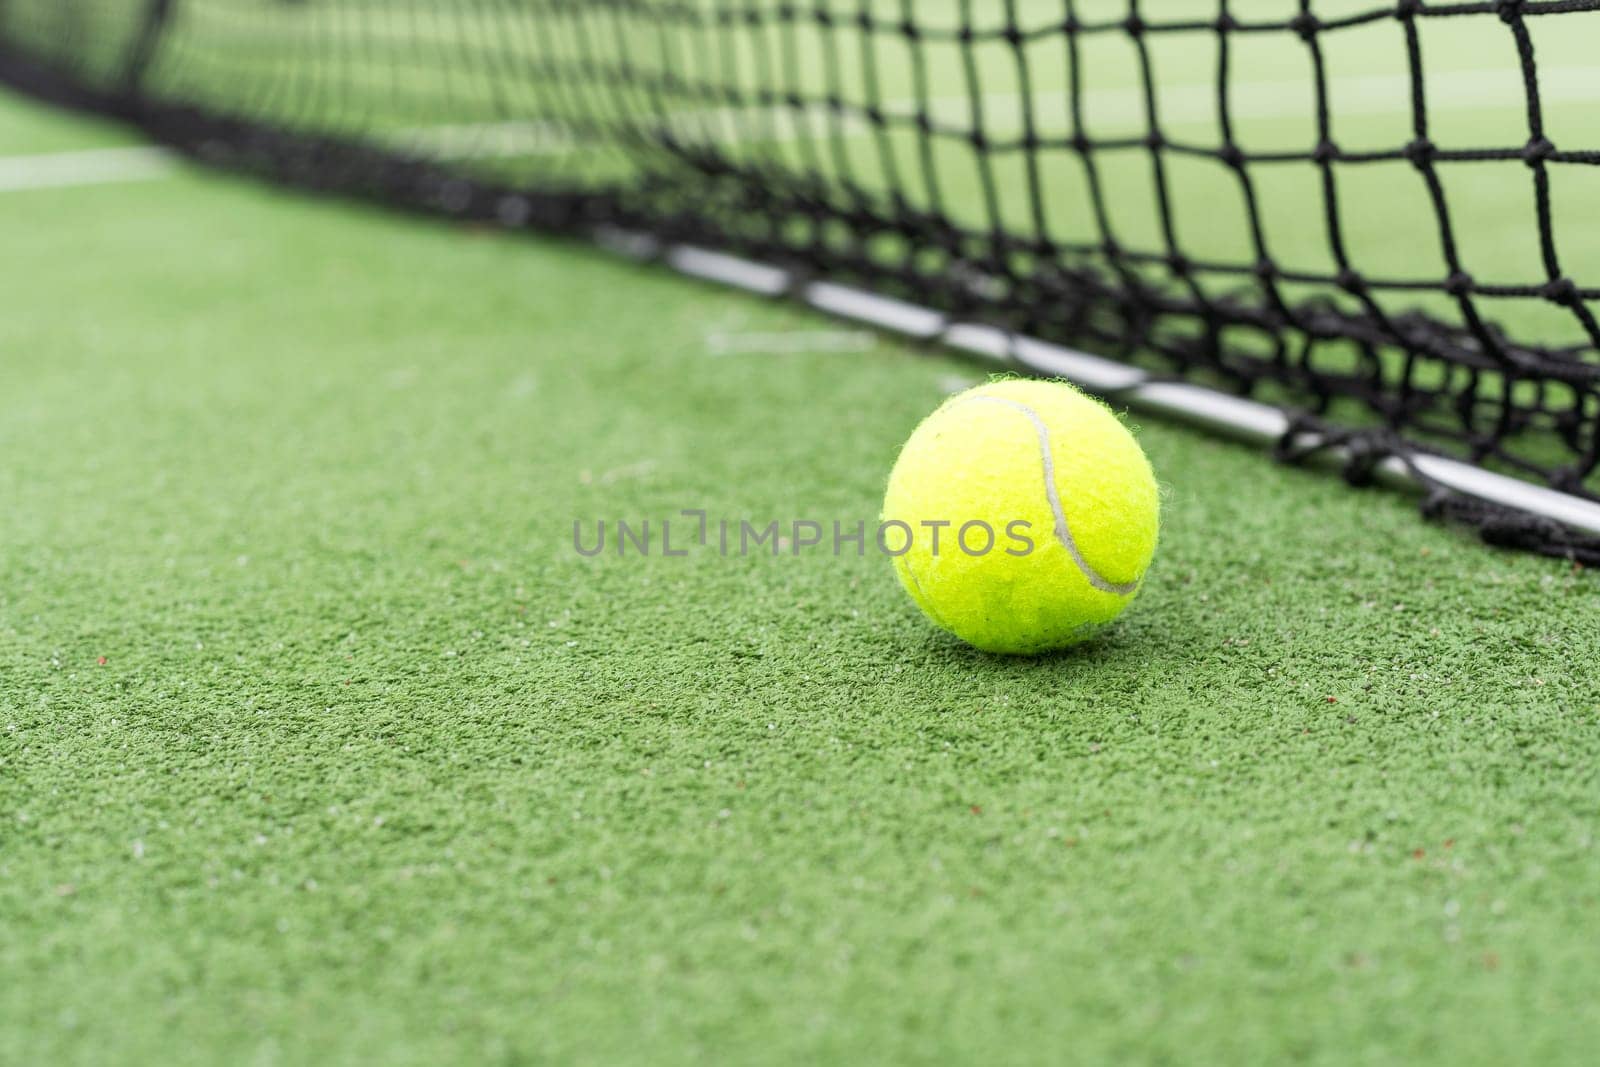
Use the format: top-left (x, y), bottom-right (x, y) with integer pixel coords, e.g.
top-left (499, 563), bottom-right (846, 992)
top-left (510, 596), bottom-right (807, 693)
top-left (3, 94), bottom-right (1600, 1064)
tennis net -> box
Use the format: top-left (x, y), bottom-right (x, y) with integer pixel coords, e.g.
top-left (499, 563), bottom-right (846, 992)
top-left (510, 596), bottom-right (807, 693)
top-left (5, 0), bottom-right (1600, 558)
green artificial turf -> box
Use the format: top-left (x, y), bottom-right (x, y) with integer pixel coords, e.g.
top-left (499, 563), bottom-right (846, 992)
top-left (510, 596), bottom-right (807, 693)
top-left (2, 92), bottom-right (1600, 1065)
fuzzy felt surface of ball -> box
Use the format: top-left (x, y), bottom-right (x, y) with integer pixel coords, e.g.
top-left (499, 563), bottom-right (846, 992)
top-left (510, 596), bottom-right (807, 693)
top-left (881, 379), bottom-right (1160, 654)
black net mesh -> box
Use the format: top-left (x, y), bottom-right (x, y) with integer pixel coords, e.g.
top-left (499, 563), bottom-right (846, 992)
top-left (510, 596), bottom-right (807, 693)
top-left (6, 0), bottom-right (1600, 559)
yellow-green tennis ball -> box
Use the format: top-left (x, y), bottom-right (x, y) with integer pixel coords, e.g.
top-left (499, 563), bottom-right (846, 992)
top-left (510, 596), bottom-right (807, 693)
top-left (882, 379), bottom-right (1159, 654)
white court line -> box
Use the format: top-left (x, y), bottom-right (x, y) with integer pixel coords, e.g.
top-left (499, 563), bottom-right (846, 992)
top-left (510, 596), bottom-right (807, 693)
top-left (389, 64), bottom-right (1598, 159)
top-left (919, 66), bottom-right (1600, 129)
top-left (389, 106), bottom-right (871, 159)
top-left (391, 120), bottom-right (574, 159)
top-left (0, 145), bottom-right (177, 192)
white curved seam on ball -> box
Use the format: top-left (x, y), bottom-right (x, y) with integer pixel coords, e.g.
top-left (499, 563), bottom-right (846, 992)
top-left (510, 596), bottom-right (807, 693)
top-left (959, 395), bottom-right (1140, 597)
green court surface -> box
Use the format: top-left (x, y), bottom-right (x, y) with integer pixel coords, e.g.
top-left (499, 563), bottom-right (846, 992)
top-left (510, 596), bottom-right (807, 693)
top-left (2, 77), bottom-right (1599, 1067)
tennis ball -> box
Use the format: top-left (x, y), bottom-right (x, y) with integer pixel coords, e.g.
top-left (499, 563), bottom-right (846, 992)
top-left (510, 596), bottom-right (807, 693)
top-left (881, 378), bottom-right (1159, 654)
